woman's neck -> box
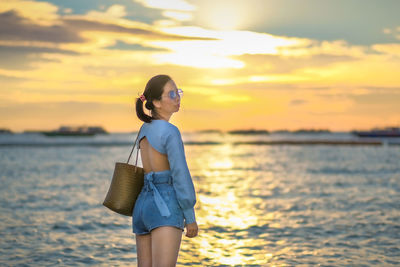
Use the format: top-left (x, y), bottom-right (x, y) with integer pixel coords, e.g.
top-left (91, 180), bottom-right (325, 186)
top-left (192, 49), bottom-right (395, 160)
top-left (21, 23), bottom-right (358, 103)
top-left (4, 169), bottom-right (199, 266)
top-left (152, 111), bottom-right (171, 122)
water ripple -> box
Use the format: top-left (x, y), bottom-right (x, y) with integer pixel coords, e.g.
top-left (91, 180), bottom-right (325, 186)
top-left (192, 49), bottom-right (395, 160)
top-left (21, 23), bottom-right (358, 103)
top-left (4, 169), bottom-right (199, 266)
top-left (0, 143), bottom-right (399, 266)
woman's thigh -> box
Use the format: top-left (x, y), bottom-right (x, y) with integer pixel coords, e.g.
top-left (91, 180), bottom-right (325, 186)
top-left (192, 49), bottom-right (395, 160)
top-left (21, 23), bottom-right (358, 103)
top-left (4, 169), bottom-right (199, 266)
top-left (136, 233), bottom-right (152, 267)
top-left (151, 226), bottom-right (182, 266)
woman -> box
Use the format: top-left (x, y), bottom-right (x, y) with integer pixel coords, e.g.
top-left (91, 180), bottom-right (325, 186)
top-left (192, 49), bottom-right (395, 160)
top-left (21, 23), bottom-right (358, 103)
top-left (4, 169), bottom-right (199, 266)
top-left (133, 74), bottom-right (198, 266)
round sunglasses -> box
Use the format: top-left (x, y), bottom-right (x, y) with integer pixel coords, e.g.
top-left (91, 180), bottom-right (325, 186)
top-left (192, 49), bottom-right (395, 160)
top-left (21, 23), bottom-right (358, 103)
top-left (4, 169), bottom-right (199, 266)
top-left (166, 88), bottom-right (183, 100)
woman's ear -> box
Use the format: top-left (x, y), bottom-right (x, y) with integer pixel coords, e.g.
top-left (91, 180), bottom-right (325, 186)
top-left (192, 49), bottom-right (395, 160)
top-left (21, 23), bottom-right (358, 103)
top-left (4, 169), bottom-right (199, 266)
top-left (153, 99), bottom-right (161, 109)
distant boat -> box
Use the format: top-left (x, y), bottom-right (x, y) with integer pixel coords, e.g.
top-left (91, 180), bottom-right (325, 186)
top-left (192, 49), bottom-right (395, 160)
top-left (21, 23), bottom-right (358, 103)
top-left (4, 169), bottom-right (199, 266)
top-left (228, 129), bottom-right (269, 135)
top-left (41, 126), bottom-right (108, 137)
top-left (352, 127), bottom-right (400, 137)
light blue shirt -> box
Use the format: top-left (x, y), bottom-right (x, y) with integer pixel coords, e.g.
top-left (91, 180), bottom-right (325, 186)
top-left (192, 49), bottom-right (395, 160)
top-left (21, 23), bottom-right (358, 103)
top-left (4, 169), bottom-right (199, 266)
top-left (136, 119), bottom-right (197, 224)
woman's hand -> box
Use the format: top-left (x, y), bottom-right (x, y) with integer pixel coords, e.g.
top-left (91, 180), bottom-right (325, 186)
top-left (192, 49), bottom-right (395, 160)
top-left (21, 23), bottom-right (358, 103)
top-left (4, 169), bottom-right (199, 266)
top-left (184, 221), bottom-right (198, 238)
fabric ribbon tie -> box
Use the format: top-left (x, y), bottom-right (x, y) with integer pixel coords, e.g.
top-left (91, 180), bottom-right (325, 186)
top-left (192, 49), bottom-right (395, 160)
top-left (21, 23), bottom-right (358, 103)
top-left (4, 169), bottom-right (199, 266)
top-left (146, 173), bottom-right (171, 217)
top-left (139, 94), bottom-right (146, 102)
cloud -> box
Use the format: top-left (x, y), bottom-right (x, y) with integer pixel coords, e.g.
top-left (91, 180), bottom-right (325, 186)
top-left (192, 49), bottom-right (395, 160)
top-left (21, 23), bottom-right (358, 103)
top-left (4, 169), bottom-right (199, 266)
top-left (0, 74), bottom-right (29, 82)
top-left (86, 5), bottom-right (127, 19)
top-left (277, 40), bottom-right (368, 58)
top-left (157, 27), bottom-right (307, 55)
top-left (345, 91), bottom-right (400, 116)
top-left (0, 0), bottom-right (59, 26)
top-left (233, 53), bottom-right (357, 75)
top-left (0, 44), bottom-right (79, 69)
top-left (290, 99), bottom-right (307, 106)
top-left (162, 10), bottom-right (193, 21)
top-left (133, 0), bottom-right (196, 11)
top-left (383, 26), bottom-right (400, 40)
top-left (210, 94), bottom-right (251, 103)
top-left (363, 86), bottom-right (400, 94)
top-left (225, 0), bottom-right (400, 45)
top-left (64, 18), bottom-right (168, 37)
top-left (105, 41), bottom-right (167, 51)
top-left (372, 43), bottom-right (400, 57)
top-left (148, 26), bottom-right (308, 68)
top-left (0, 5), bottom-right (216, 70)
top-left (0, 4), bottom-right (212, 46)
top-left (0, 10), bottom-right (84, 43)
top-left (132, 0), bottom-right (195, 26)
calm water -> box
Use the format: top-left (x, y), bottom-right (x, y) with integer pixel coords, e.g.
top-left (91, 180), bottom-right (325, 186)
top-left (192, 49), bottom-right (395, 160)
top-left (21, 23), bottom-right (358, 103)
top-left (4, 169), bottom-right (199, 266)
top-left (0, 132), bottom-right (399, 266)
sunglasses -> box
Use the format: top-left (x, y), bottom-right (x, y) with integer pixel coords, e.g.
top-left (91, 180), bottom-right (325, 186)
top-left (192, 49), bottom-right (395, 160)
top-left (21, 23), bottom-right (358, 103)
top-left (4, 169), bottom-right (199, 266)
top-left (167, 88), bottom-right (183, 100)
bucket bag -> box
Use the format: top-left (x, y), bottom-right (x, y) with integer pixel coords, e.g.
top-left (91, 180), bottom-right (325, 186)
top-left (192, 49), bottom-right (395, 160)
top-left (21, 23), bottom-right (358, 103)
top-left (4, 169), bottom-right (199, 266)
top-left (103, 125), bottom-right (144, 216)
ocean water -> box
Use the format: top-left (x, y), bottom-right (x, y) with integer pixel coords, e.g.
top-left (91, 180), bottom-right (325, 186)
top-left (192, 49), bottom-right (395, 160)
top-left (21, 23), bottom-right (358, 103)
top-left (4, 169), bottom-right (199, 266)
top-left (0, 132), bottom-right (399, 266)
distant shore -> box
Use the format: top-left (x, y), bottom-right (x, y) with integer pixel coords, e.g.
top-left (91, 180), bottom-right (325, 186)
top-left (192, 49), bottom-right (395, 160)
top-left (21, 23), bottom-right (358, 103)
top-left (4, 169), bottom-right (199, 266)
top-left (2, 126), bottom-right (400, 137)
top-left (1, 139), bottom-right (398, 147)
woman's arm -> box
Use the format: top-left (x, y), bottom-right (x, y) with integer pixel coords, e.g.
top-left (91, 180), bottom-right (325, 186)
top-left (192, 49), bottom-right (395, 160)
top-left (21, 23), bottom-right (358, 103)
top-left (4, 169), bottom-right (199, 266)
top-left (164, 126), bottom-right (197, 224)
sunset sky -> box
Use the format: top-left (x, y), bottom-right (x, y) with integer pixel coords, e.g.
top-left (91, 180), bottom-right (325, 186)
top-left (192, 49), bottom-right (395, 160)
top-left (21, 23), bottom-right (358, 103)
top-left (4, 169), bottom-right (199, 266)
top-left (1, 0), bottom-right (399, 132)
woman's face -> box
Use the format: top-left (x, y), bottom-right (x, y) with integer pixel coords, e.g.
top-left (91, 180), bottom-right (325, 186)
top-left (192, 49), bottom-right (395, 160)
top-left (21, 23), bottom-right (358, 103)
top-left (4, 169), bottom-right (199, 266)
top-left (154, 79), bottom-right (181, 115)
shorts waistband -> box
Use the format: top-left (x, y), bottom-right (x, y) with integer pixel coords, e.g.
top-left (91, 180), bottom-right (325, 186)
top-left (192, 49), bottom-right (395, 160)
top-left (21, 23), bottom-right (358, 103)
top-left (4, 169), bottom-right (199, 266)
top-left (144, 170), bottom-right (172, 184)
top-left (142, 170), bottom-right (172, 218)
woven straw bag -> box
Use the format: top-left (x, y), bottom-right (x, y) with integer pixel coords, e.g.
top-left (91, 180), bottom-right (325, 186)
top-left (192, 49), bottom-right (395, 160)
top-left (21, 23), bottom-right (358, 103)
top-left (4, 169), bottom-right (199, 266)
top-left (103, 125), bottom-right (145, 216)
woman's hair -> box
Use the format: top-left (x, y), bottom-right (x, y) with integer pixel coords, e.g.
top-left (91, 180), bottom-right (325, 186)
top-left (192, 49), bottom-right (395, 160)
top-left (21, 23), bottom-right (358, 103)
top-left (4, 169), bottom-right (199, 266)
top-left (136, 74), bottom-right (172, 123)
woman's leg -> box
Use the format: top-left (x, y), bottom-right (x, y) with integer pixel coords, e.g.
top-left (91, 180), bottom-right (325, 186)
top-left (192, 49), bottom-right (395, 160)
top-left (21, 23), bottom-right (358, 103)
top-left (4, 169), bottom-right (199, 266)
top-left (136, 233), bottom-right (152, 267)
top-left (151, 226), bottom-right (182, 267)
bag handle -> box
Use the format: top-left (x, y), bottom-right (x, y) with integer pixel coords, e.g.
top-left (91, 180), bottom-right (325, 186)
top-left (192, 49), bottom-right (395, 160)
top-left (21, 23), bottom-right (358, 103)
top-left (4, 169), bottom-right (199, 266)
top-left (127, 123), bottom-right (145, 171)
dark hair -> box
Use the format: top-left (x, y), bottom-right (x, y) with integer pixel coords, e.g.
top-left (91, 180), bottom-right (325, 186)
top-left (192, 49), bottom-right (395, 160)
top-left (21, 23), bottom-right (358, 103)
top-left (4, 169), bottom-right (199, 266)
top-left (136, 74), bottom-right (172, 123)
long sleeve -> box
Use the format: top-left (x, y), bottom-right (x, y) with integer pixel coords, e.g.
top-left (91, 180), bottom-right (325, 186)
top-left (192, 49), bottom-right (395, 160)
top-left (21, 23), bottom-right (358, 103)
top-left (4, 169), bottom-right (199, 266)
top-left (164, 126), bottom-right (197, 224)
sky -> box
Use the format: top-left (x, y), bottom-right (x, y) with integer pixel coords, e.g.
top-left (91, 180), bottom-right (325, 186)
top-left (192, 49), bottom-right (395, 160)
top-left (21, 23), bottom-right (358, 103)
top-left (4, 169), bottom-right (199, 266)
top-left (1, 0), bottom-right (399, 132)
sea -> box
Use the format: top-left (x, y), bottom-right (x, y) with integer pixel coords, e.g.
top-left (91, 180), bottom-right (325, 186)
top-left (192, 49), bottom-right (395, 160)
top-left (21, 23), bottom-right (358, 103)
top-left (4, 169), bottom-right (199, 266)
top-left (0, 131), bottom-right (399, 266)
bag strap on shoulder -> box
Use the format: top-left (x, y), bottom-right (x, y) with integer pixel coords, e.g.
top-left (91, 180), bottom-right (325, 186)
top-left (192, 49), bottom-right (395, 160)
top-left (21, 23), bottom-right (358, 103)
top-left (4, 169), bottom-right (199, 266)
top-left (127, 123), bottom-right (145, 165)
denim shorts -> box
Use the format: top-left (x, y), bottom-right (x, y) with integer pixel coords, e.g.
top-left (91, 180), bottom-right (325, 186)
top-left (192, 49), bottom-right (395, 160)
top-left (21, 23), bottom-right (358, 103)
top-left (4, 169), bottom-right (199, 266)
top-left (132, 170), bottom-right (185, 235)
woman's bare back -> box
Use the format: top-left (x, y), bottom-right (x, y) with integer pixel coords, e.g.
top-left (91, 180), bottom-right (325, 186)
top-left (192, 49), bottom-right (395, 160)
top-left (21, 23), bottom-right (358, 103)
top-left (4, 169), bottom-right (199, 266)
top-left (139, 137), bottom-right (170, 174)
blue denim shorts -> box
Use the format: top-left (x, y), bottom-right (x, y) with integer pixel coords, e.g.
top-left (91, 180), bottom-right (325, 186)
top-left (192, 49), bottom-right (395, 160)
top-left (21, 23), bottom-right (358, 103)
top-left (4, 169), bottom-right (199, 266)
top-left (132, 170), bottom-right (185, 235)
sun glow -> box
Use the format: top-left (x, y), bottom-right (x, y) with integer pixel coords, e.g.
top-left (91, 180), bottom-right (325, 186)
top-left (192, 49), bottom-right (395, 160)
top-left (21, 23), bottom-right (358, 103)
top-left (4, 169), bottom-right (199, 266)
top-left (196, 1), bottom-right (251, 30)
top-left (205, 5), bottom-right (243, 30)
top-left (149, 27), bottom-right (304, 69)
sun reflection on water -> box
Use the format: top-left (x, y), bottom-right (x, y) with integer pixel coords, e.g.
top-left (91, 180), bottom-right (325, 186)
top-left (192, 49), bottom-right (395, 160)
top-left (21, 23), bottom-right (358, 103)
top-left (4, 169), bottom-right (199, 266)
top-left (177, 144), bottom-right (281, 265)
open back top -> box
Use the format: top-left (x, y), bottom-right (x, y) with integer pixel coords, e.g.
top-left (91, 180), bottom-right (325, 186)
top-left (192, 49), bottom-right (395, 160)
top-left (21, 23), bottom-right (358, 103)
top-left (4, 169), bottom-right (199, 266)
top-left (136, 119), bottom-right (197, 224)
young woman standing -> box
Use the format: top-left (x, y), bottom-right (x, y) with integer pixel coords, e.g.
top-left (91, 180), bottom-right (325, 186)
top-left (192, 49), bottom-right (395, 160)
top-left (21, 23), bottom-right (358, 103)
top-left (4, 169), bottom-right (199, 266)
top-left (133, 74), bottom-right (198, 266)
